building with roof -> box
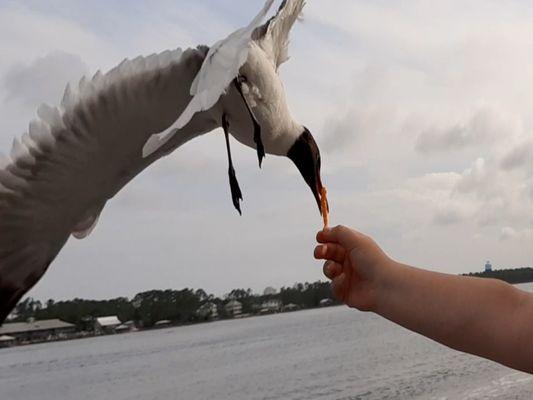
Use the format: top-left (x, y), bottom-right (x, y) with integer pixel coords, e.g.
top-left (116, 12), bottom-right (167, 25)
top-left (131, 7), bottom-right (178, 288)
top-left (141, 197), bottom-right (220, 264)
top-left (115, 320), bottom-right (136, 333)
top-left (0, 319), bottom-right (76, 343)
top-left (6, 311), bottom-right (18, 322)
top-left (0, 335), bottom-right (16, 348)
top-left (154, 320), bottom-right (172, 328)
top-left (196, 302), bottom-right (219, 320)
top-left (260, 299), bottom-right (282, 314)
top-left (95, 316), bottom-right (122, 334)
top-left (282, 303), bottom-right (300, 312)
top-left (224, 300), bottom-right (242, 318)
top-left (319, 298), bottom-right (334, 307)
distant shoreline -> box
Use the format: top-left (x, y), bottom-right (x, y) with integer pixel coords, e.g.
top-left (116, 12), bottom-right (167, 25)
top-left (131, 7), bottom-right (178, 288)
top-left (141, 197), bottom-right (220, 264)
top-left (463, 267), bottom-right (533, 284)
top-left (0, 303), bottom-right (341, 350)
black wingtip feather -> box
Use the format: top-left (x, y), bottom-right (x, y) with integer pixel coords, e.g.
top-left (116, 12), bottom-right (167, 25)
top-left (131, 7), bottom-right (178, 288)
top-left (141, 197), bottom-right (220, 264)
top-left (0, 283), bottom-right (23, 326)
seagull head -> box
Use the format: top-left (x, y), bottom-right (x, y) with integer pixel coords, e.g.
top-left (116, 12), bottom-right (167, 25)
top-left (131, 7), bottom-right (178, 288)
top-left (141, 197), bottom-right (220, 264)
top-left (287, 127), bottom-right (327, 214)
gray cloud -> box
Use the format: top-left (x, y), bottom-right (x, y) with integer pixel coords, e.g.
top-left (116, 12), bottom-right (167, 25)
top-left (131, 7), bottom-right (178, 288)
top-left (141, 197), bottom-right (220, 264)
top-left (433, 207), bottom-right (464, 226)
top-left (454, 158), bottom-right (490, 195)
top-left (322, 109), bottom-right (362, 153)
top-left (415, 109), bottom-right (505, 155)
top-left (500, 141), bottom-right (533, 171)
top-left (416, 125), bottom-right (470, 154)
top-left (2, 51), bottom-right (87, 109)
top-left (499, 226), bottom-right (533, 241)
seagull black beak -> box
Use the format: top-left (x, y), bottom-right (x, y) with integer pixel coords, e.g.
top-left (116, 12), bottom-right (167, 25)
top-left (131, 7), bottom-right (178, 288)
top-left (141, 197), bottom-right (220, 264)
top-left (287, 128), bottom-right (326, 215)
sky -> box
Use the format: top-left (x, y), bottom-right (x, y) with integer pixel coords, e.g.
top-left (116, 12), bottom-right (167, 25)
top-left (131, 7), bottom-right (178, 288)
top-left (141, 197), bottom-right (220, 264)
top-left (2, 0), bottom-right (533, 301)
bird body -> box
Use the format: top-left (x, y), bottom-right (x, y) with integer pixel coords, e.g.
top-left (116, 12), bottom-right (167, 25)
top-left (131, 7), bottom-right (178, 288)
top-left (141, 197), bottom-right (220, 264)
top-left (221, 42), bottom-right (303, 156)
top-left (0, 0), bottom-right (322, 324)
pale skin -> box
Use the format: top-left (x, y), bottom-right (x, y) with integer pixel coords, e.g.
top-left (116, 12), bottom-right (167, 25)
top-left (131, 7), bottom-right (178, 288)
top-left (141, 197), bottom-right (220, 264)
top-left (314, 225), bottom-right (533, 374)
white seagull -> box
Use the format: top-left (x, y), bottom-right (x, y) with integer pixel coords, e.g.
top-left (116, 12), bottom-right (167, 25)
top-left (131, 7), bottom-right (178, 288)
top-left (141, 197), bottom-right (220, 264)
top-left (0, 0), bottom-right (327, 323)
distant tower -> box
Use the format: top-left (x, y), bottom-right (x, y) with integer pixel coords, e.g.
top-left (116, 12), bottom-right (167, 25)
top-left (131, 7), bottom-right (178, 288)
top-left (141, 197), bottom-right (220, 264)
top-left (485, 261), bottom-right (493, 272)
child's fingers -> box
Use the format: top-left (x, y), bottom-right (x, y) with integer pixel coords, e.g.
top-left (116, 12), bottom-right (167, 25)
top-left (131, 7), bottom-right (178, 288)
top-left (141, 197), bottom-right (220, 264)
top-left (314, 243), bottom-right (346, 263)
top-left (316, 229), bottom-right (332, 244)
top-left (316, 225), bottom-right (358, 249)
top-left (323, 261), bottom-right (342, 280)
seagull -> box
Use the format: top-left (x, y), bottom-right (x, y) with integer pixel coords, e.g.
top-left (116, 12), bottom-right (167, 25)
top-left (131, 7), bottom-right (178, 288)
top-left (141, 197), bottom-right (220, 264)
top-left (0, 0), bottom-right (327, 323)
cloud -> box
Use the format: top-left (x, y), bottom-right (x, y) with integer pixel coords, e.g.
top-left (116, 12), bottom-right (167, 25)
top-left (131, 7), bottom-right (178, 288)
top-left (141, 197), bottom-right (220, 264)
top-left (0, 3), bottom-right (117, 72)
top-left (455, 158), bottom-right (490, 195)
top-left (433, 207), bottom-right (465, 226)
top-left (2, 51), bottom-right (88, 109)
top-left (500, 141), bottom-right (533, 171)
top-left (415, 108), bottom-right (510, 155)
top-left (500, 226), bottom-right (533, 241)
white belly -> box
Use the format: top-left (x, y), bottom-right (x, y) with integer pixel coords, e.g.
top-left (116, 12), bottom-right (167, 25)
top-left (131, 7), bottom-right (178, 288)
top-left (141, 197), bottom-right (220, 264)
top-left (222, 44), bottom-right (302, 157)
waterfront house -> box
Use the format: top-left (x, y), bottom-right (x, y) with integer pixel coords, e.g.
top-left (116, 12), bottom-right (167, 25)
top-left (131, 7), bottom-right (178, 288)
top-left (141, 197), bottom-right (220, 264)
top-left (0, 319), bottom-right (76, 343)
top-left (115, 320), bottom-right (136, 333)
top-left (0, 335), bottom-right (16, 348)
top-left (319, 298), bottom-right (334, 307)
top-left (224, 300), bottom-right (242, 318)
top-left (196, 302), bottom-right (219, 320)
top-left (260, 299), bottom-right (282, 314)
top-left (6, 311), bottom-right (18, 322)
top-left (282, 303), bottom-right (300, 312)
top-left (154, 320), bottom-right (172, 328)
top-left (95, 316), bottom-right (122, 334)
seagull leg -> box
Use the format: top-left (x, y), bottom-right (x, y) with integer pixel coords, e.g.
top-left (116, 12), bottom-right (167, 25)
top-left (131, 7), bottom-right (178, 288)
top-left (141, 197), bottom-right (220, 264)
top-left (233, 76), bottom-right (265, 168)
top-left (222, 114), bottom-right (243, 215)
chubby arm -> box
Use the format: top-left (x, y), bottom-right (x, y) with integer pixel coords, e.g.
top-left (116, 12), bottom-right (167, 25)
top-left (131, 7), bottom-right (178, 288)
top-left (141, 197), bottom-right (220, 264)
top-left (314, 226), bottom-right (533, 373)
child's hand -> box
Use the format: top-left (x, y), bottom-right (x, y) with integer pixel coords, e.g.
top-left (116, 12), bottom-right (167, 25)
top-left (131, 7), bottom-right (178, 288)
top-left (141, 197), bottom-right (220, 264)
top-left (316, 226), bottom-right (533, 374)
top-left (314, 225), bottom-right (394, 312)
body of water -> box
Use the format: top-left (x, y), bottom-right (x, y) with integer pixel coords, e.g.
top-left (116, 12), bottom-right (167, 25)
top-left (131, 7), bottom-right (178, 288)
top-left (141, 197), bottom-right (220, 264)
top-left (1, 284), bottom-right (533, 399)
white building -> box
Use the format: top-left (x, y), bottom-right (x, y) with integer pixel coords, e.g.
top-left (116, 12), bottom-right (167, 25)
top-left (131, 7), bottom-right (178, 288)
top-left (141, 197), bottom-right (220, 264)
top-left (95, 316), bottom-right (122, 334)
top-left (319, 298), bottom-right (334, 307)
top-left (0, 335), bottom-right (15, 348)
top-left (224, 300), bottom-right (242, 317)
top-left (197, 302), bottom-right (219, 320)
top-left (154, 320), bottom-right (172, 328)
top-left (282, 303), bottom-right (300, 312)
top-left (6, 310), bottom-right (18, 322)
top-left (260, 299), bottom-right (282, 314)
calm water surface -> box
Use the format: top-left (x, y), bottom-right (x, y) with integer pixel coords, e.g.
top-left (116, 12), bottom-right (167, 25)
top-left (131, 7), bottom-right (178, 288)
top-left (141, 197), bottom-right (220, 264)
top-left (1, 284), bottom-right (533, 400)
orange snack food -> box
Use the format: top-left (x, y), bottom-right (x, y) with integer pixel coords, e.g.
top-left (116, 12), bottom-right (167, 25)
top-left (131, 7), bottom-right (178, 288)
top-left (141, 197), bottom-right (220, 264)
top-left (321, 186), bottom-right (329, 228)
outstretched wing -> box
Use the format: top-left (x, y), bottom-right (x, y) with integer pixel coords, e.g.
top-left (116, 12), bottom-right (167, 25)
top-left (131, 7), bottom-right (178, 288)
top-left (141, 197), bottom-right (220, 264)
top-left (253, 0), bottom-right (306, 68)
top-left (0, 46), bottom-right (216, 324)
top-left (142, 0), bottom-right (275, 157)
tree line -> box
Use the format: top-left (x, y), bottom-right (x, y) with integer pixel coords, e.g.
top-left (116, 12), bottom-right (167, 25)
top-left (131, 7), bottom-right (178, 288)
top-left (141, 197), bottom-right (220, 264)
top-left (10, 281), bottom-right (336, 329)
top-left (464, 267), bottom-right (533, 284)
